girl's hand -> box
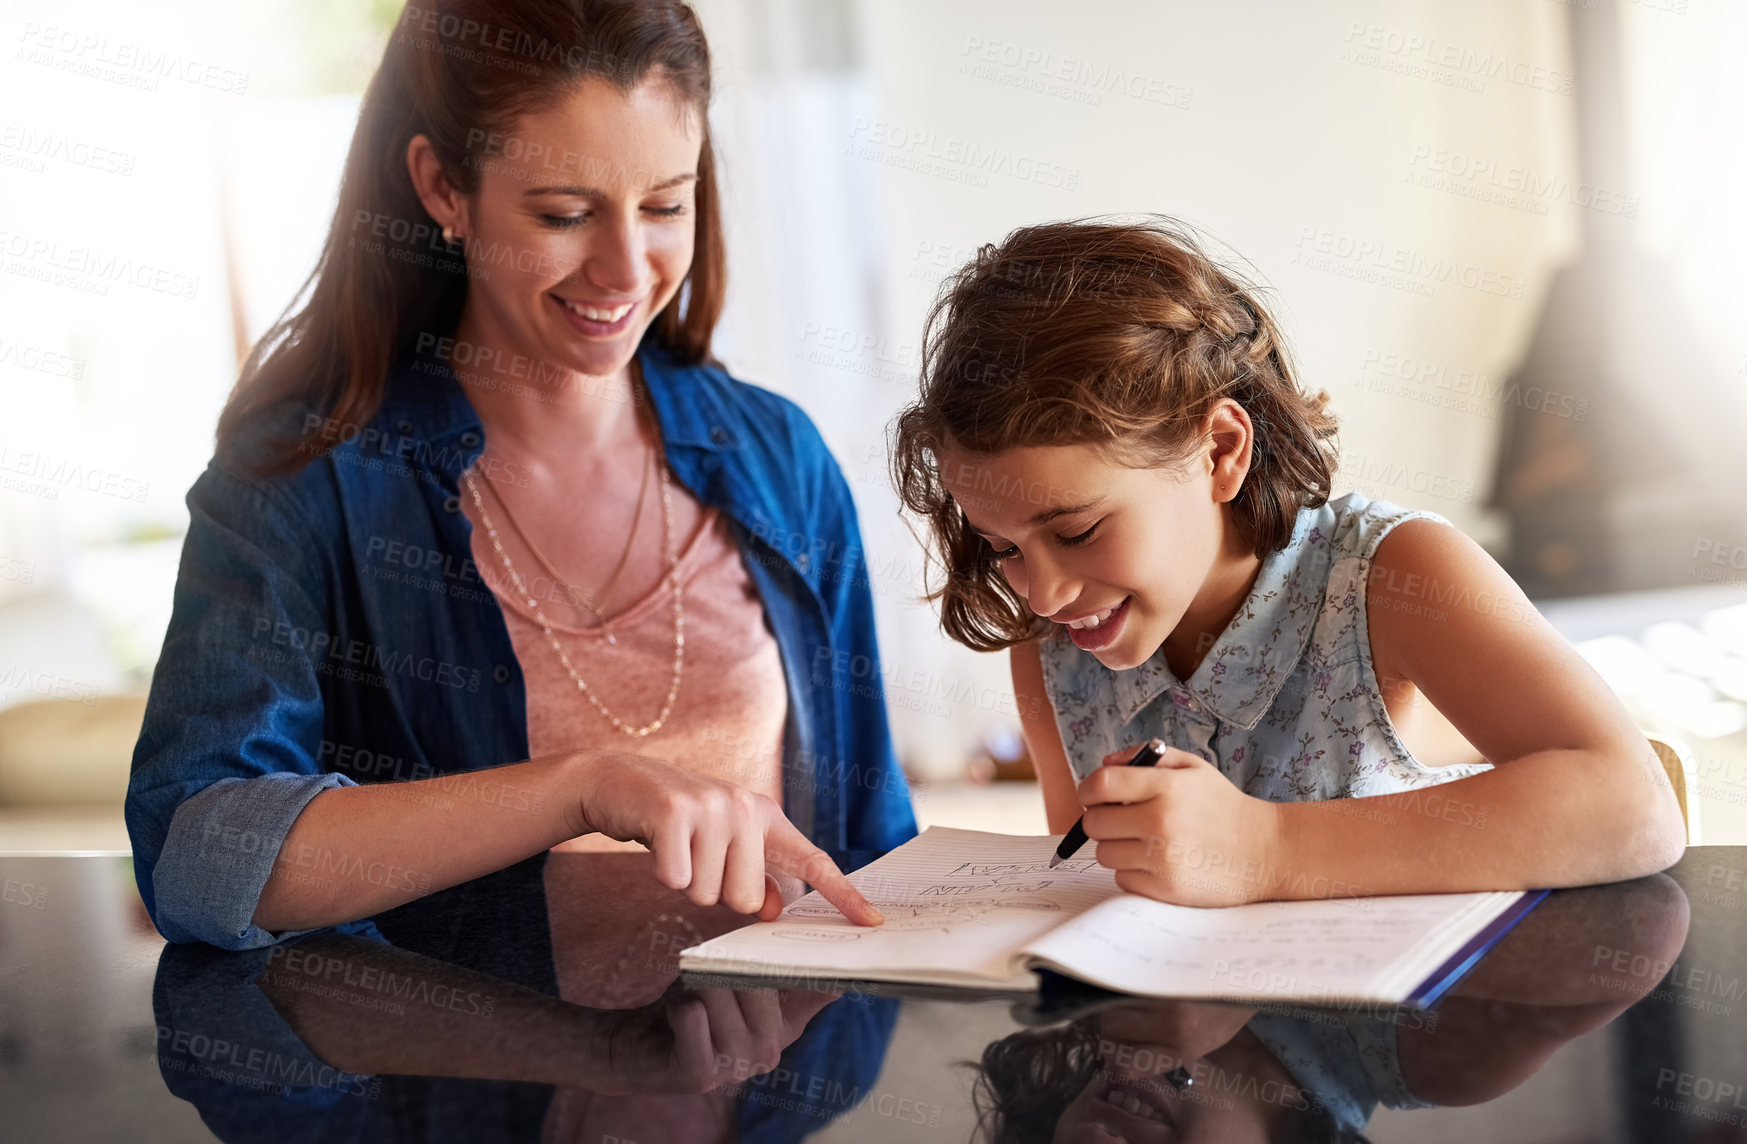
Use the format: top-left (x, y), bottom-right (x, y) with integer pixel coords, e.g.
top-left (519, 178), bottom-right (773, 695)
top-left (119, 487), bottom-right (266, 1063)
top-left (566, 750), bottom-right (885, 926)
top-left (1079, 746), bottom-right (1284, 907)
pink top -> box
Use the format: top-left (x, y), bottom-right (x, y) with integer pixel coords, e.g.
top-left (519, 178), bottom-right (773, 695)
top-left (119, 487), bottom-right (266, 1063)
top-left (462, 466), bottom-right (787, 1023)
top-left (462, 480), bottom-right (789, 854)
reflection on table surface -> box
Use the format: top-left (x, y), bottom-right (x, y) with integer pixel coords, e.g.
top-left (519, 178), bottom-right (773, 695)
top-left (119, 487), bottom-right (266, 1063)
top-left (3, 846), bottom-right (1742, 1142)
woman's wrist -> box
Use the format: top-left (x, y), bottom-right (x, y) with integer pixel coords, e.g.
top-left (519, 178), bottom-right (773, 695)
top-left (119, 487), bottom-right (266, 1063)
top-left (553, 748), bottom-right (605, 840)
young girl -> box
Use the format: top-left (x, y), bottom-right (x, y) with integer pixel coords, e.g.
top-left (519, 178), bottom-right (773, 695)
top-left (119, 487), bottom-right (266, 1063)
top-left (891, 217), bottom-right (1686, 906)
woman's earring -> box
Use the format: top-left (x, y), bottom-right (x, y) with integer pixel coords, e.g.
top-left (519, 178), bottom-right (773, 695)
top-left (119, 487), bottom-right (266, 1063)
top-left (443, 225), bottom-right (462, 245)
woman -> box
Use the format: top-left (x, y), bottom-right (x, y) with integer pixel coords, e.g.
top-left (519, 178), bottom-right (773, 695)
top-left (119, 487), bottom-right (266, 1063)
top-left (125, 0), bottom-right (913, 951)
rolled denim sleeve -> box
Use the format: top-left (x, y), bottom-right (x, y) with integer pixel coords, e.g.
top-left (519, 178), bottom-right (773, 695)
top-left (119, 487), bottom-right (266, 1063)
top-left (127, 462), bottom-right (357, 950)
top-left (788, 409), bottom-right (918, 863)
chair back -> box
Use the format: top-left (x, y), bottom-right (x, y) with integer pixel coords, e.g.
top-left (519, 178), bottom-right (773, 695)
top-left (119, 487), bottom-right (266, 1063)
top-left (1647, 734), bottom-right (1702, 846)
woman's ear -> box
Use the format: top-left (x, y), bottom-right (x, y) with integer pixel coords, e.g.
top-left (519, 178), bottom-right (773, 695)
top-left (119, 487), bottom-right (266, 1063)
top-left (405, 134), bottom-right (468, 237)
top-left (1204, 399), bottom-right (1254, 504)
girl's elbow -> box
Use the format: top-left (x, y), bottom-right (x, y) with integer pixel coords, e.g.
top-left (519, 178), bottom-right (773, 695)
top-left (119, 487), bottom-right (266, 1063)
top-left (1628, 797), bottom-right (1689, 876)
top-left (1653, 815), bottom-right (1690, 872)
top-left (1600, 746), bottom-right (1689, 876)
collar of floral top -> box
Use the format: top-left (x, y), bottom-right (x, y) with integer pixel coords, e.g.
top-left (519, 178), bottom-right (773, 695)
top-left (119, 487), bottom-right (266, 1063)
top-left (1111, 505), bottom-right (1337, 730)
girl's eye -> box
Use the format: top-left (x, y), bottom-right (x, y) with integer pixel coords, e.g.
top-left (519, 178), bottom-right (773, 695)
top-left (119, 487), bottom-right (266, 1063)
top-left (1058, 522), bottom-right (1100, 547)
top-left (644, 203), bottom-right (687, 217)
top-left (988, 540), bottom-right (1020, 561)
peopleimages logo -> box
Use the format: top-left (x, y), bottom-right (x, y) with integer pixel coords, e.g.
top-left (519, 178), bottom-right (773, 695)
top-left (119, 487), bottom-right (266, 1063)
top-left (1292, 227), bottom-right (1526, 300)
top-left (0, 445), bottom-right (150, 502)
top-left (1406, 146), bottom-right (1639, 219)
top-left (0, 125), bottom-right (137, 176)
top-left (0, 229), bottom-right (200, 299)
top-left (845, 118), bottom-right (1079, 190)
top-left (14, 23), bottom-right (251, 95)
top-left (958, 35), bottom-right (1193, 110)
top-left (1340, 23), bottom-right (1574, 95)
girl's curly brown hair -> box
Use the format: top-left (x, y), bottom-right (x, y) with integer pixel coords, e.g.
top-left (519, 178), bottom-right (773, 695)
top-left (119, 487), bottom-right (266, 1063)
top-left (965, 1019), bottom-right (1364, 1144)
top-left (890, 216), bottom-right (1339, 652)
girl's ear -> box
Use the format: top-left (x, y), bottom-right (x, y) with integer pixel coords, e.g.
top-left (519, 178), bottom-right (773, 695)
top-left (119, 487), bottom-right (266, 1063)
top-left (1204, 400), bottom-right (1254, 504)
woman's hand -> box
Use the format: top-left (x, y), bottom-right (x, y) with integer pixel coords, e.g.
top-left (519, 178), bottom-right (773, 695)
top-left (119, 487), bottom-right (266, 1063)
top-left (582, 985), bottom-right (840, 1096)
top-left (665, 987), bottom-right (839, 1091)
top-left (1079, 746), bottom-right (1284, 907)
top-left (566, 750), bottom-right (885, 926)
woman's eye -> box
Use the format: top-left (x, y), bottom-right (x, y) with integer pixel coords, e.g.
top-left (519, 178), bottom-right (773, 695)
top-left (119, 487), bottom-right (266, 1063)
top-left (989, 541), bottom-right (1020, 561)
top-left (541, 206), bottom-right (683, 226)
top-left (1058, 522), bottom-right (1100, 547)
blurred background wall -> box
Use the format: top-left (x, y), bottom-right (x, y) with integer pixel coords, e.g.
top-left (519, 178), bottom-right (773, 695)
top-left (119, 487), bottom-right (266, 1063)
top-left (2, 0), bottom-right (1745, 850)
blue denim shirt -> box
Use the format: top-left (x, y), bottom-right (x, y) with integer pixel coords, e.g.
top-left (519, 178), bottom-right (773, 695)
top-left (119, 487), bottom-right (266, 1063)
top-left (126, 336), bottom-right (917, 949)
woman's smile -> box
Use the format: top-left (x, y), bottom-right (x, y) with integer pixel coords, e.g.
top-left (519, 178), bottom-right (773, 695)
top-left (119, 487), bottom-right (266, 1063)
top-left (550, 291), bottom-right (645, 339)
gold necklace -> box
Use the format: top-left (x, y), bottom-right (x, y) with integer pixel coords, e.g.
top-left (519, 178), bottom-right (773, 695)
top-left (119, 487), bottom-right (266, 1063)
top-left (464, 459), bottom-right (685, 738)
top-left (475, 444), bottom-right (652, 645)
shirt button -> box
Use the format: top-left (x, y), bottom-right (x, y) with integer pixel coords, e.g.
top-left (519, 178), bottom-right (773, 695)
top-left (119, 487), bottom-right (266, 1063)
top-left (709, 426), bottom-right (729, 445)
top-left (460, 430), bottom-right (481, 448)
top-left (796, 553), bottom-right (812, 572)
top-left (443, 495), bottom-right (461, 513)
top-left (493, 664), bottom-right (512, 684)
top-left (396, 419), bottom-right (415, 435)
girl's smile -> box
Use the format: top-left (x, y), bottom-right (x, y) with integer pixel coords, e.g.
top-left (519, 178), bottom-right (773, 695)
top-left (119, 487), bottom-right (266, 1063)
top-left (937, 412), bottom-right (1259, 676)
top-left (1060, 596), bottom-right (1132, 652)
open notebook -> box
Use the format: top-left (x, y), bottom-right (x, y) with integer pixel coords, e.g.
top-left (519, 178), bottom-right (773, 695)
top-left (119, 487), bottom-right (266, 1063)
top-left (680, 827), bottom-right (1546, 1007)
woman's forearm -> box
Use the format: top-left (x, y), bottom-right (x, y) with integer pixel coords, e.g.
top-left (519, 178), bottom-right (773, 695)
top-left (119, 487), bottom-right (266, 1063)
top-left (260, 934), bottom-right (608, 1087)
top-left (252, 753), bottom-right (588, 932)
top-left (1268, 747), bottom-right (1687, 898)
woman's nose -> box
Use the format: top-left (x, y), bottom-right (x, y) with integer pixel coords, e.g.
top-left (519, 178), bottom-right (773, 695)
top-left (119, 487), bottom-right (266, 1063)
top-left (585, 211), bottom-right (648, 295)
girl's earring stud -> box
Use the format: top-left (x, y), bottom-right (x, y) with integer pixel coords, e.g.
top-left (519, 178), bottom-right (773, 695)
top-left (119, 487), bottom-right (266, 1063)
top-left (443, 225), bottom-right (462, 245)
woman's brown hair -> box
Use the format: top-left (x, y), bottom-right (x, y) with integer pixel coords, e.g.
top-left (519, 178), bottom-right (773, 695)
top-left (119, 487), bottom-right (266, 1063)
top-left (890, 216), bottom-right (1338, 652)
top-left (216, 0), bottom-right (724, 475)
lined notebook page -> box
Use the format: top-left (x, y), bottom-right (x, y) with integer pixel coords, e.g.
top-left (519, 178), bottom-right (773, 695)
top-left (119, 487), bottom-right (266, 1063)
top-left (680, 827), bottom-right (1116, 988)
top-left (1019, 888), bottom-right (1525, 1004)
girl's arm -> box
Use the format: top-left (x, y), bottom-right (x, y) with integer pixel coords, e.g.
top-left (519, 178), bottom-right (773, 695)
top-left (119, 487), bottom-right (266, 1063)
top-left (1272, 518), bottom-right (1687, 893)
top-left (1010, 640), bottom-right (1083, 833)
top-left (1078, 519), bottom-right (1687, 904)
top-left (1397, 873), bottom-right (1689, 1105)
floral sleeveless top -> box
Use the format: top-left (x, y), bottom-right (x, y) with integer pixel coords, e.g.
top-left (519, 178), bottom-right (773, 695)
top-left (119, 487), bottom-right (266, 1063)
top-left (1037, 492), bottom-right (1493, 801)
top-left (1246, 1008), bottom-right (1435, 1131)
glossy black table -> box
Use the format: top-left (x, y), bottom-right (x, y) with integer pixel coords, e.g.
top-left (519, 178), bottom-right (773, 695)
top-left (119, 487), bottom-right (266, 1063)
top-left (1, 846), bottom-right (1742, 1142)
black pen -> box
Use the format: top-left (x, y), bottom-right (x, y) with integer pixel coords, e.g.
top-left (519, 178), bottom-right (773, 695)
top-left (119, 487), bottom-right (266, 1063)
top-left (1048, 738), bottom-right (1166, 868)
